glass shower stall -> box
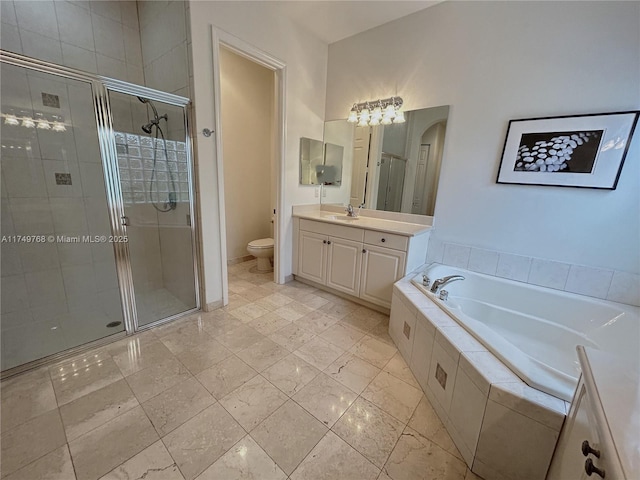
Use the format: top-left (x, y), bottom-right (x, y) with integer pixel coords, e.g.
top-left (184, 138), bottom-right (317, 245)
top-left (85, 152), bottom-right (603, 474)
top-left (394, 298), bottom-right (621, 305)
top-left (0, 50), bottom-right (200, 374)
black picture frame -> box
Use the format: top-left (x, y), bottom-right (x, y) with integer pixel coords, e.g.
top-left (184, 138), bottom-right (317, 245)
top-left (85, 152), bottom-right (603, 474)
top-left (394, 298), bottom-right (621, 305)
top-left (496, 111), bottom-right (639, 189)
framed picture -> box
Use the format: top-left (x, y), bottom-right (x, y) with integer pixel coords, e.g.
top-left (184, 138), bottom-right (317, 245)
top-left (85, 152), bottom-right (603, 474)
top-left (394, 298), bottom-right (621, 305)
top-left (496, 111), bottom-right (639, 189)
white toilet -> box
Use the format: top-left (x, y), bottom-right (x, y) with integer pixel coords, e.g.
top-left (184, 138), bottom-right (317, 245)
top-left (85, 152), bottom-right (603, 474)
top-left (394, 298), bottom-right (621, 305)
top-left (246, 237), bottom-right (274, 272)
top-left (247, 216), bottom-right (274, 272)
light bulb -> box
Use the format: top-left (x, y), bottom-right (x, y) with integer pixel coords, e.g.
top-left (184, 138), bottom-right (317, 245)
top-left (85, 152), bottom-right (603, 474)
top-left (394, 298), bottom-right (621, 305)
top-left (369, 116), bottom-right (380, 126)
top-left (359, 108), bottom-right (370, 122)
top-left (35, 113), bottom-right (50, 130)
top-left (357, 117), bottom-right (369, 127)
top-left (52, 122), bottom-right (66, 132)
top-left (21, 117), bottom-right (35, 128)
top-left (393, 110), bottom-right (405, 124)
top-left (4, 114), bottom-right (19, 126)
top-left (383, 104), bottom-right (396, 119)
top-left (381, 116), bottom-right (392, 125)
top-left (347, 109), bottom-right (358, 123)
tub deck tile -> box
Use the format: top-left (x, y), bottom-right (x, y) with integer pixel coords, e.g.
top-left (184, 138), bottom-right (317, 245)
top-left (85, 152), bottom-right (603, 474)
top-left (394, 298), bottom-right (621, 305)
top-left (488, 382), bottom-right (566, 431)
top-left (459, 351), bottom-right (519, 396)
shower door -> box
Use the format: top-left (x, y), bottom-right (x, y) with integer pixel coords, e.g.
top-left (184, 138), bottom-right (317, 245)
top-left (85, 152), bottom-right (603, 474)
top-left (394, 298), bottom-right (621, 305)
top-left (107, 89), bottom-right (198, 327)
top-left (0, 62), bottom-right (125, 370)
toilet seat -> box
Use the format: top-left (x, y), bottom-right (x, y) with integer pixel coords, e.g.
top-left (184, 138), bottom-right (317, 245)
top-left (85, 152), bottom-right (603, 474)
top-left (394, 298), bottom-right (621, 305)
top-left (248, 238), bottom-right (274, 249)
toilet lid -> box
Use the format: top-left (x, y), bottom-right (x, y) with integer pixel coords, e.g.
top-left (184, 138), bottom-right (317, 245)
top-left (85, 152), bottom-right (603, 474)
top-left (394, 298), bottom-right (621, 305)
top-left (248, 238), bottom-right (274, 248)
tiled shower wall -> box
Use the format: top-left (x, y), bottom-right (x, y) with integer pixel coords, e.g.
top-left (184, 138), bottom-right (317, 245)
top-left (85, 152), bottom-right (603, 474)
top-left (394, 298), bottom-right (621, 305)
top-left (138, 1), bottom-right (192, 98)
top-left (0, 1), bottom-right (144, 84)
top-left (426, 236), bottom-right (640, 307)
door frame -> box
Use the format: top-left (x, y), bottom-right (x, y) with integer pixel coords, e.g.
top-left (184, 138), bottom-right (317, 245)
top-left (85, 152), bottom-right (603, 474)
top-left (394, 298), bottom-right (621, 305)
top-left (210, 27), bottom-right (287, 304)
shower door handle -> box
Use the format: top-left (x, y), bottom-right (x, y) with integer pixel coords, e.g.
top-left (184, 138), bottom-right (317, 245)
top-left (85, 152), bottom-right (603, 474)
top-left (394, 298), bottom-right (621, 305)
top-left (121, 216), bottom-right (130, 226)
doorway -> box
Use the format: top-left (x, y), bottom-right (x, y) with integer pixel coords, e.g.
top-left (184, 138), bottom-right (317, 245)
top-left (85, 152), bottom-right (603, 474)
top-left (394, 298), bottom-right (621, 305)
top-left (211, 29), bottom-right (287, 303)
top-left (219, 47), bottom-right (275, 275)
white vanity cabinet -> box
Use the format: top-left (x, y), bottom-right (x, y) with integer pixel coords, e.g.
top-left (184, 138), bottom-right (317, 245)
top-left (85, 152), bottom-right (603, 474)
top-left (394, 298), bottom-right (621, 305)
top-left (293, 217), bottom-right (429, 309)
top-left (547, 347), bottom-right (630, 480)
top-left (360, 243), bottom-right (406, 306)
top-left (547, 378), bottom-right (604, 480)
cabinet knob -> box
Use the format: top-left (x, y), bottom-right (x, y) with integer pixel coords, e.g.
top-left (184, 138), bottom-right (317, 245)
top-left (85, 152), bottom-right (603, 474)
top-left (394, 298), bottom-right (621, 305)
top-left (381, 238), bottom-right (386, 242)
top-left (584, 458), bottom-right (605, 478)
top-left (327, 241), bottom-right (331, 245)
top-left (323, 240), bottom-right (327, 244)
top-left (582, 440), bottom-right (600, 458)
top-left (362, 249), bottom-right (367, 253)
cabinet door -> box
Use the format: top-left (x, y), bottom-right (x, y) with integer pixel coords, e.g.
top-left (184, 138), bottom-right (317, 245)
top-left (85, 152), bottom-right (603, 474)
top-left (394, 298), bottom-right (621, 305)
top-left (326, 237), bottom-right (362, 296)
top-left (298, 231), bottom-right (327, 284)
top-left (547, 381), bottom-right (595, 480)
top-left (360, 245), bottom-right (406, 308)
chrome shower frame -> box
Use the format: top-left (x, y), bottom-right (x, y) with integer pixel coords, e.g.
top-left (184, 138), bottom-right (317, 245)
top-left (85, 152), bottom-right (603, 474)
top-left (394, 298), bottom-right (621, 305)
top-left (0, 50), bottom-right (202, 375)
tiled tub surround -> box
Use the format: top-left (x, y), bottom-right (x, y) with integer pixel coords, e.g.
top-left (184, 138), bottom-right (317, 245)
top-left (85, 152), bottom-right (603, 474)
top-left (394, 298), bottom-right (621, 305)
top-left (390, 277), bottom-right (569, 480)
top-left (426, 239), bottom-right (640, 307)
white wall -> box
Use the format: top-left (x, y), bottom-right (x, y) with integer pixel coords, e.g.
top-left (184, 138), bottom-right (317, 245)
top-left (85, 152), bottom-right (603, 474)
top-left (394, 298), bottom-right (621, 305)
top-left (326, 1), bottom-right (640, 275)
top-left (189, 1), bottom-right (328, 303)
top-left (220, 47), bottom-right (274, 262)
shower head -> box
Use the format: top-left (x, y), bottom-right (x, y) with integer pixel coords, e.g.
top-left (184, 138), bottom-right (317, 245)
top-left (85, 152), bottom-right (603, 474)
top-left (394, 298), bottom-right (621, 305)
top-left (138, 96), bottom-right (160, 122)
top-left (137, 96), bottom-right (168, 134)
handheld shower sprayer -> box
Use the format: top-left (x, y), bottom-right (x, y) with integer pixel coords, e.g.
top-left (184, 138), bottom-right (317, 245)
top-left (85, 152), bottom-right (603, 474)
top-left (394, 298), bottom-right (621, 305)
top-left (137, 96), bottom-right (176, 212)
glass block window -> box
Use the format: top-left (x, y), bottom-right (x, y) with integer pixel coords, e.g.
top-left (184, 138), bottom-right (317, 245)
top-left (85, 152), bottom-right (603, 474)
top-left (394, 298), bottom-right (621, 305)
top-left (114, 131), bottom-right (189, 205)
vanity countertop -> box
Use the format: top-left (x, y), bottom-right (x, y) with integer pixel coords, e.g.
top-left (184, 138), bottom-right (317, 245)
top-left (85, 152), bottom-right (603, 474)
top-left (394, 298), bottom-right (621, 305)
top-left (292, 206), bottom-right (432, 237)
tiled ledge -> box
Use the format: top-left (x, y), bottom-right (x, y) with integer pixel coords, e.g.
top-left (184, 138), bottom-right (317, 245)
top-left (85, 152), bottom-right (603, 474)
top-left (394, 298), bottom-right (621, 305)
top-left (426, 238), bottom-right (640, 307)
top-left (389, 277), bottom-right (567, 480)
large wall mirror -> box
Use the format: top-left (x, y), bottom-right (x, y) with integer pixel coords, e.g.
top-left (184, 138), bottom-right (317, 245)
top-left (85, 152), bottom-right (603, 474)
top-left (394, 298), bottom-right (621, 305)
top-left (323, 105), bottom-right (449, 216)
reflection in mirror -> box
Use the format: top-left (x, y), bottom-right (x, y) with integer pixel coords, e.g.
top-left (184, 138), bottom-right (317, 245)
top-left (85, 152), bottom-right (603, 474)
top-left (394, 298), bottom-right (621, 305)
top-left (324, 105), bottom-right (449, 216)
top-left (299, 137), bottom-right (344, 186)
top-left (299, 137), bottom-right (323, 184)
top-left (322, 143), bottom-right (343, 186)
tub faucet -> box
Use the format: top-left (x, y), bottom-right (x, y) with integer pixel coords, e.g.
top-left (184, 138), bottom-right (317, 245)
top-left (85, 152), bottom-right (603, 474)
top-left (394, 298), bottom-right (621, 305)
top-left (430, 275), bottom-right (465, 293)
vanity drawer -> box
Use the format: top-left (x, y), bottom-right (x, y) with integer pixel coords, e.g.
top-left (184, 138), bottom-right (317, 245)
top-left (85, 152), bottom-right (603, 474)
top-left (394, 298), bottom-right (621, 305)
top-left (299, 219), bottom-right (364, 242)
top-left (364, 230), bottom-right (408, 251)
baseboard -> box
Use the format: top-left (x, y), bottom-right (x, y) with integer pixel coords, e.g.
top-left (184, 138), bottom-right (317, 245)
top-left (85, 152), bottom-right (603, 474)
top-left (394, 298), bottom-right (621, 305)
top-left (292, 275), bottom-right (390, 315)
top-left (227, 255), bottom-right (254, 265)
top-left (204, 299), bottom-right (224, 312)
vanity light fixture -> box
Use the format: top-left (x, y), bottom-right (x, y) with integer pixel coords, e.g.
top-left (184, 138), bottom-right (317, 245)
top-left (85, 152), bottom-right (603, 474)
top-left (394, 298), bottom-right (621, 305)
top-left (347, 96), bottom-right (405, 126)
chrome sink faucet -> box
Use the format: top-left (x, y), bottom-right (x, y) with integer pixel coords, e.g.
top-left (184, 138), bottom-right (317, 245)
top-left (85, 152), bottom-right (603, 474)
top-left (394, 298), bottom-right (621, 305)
top-left (429, 275), bottom-right (465, 293)
top-left (345, 204), bottom-right (362, 217)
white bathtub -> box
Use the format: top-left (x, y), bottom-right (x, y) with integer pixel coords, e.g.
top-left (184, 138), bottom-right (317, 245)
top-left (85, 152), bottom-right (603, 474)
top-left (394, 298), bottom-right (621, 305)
top-left (410, 264), bottom-right (639, 402)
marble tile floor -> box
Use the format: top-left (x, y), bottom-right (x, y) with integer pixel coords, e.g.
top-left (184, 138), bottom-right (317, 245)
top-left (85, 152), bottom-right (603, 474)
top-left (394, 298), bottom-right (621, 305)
top-left (0, 260), bottom-right (481, 480)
